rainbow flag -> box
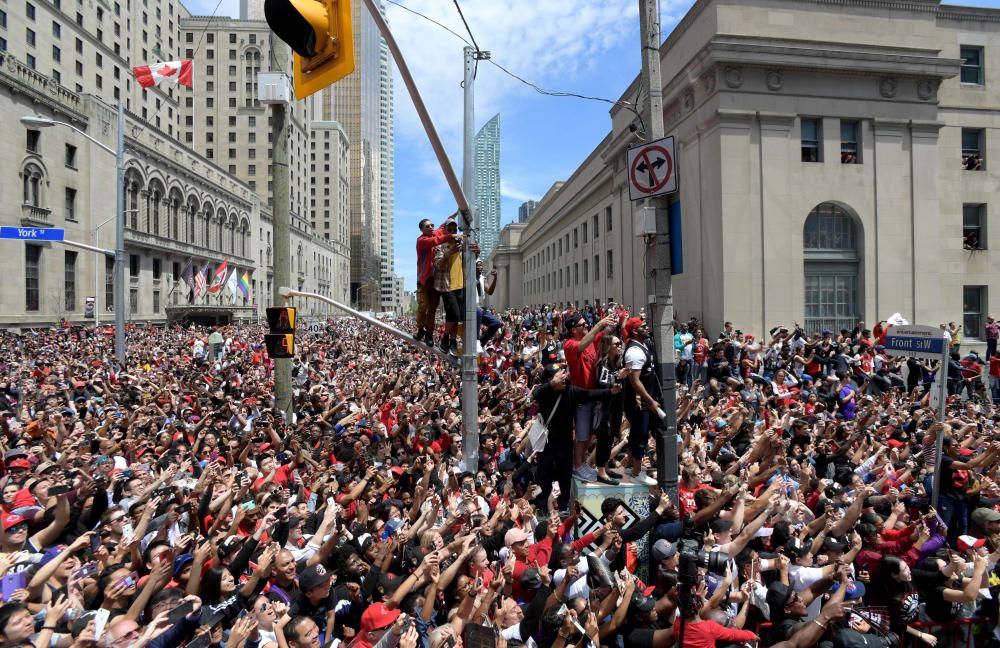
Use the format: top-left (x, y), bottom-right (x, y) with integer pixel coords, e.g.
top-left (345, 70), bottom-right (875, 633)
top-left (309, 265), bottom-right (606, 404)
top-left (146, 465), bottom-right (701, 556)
top-left (238, 271), bottom-right (251, 301)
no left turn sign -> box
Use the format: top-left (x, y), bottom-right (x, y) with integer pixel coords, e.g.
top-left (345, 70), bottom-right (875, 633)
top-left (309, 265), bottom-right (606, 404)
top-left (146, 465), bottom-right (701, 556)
top-left (627, 136), bottom-right (677, 201)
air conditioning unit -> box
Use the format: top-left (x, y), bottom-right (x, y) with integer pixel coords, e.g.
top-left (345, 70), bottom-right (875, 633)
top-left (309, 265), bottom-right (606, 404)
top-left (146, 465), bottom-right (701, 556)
top-left (634, 205), bottom-right (658, 237)
top-left (258, 73), bottom-right (291, 105)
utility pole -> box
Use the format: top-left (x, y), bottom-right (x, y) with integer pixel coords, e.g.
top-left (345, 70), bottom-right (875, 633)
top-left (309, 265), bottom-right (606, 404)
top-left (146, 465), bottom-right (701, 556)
top-left (114, 103), bottom-right (126, 365)
top-left (270, 35), bottom-right (293, 422)
top-left (461, 45), bottom-right (480, 473)
top-left (638, 0), bottom-right (679, 506)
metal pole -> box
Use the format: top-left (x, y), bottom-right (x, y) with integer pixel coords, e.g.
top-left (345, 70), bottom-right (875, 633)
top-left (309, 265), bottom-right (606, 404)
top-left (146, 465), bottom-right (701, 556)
top-left (931, 336), bottom-right (948, 509)
top-left (94, 228), bottom-right (100, 329)
top-left (114, 103), bottom-right (126, 365)
top-left (638, 0), bottom-right (679, 506)
top-left (270, 36), bottom-right (293, 423)
top-left (461, 46), bottom-right (480, 473)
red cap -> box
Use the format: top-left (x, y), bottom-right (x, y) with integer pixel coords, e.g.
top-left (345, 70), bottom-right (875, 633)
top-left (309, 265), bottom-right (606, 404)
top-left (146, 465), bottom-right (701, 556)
top-left (2, 513), bottom-right (26, 530)
top-left (8, 459), bottom-right (31, 470)
top-left (360, 602), bottom-right (401, 633)
top-left (624, 317), bottom-right (645, 337)
top-left (958, 535), bottom-right (986, 552)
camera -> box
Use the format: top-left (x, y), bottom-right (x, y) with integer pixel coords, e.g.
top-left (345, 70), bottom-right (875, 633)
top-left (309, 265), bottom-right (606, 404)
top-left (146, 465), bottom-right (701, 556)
top-left (677, 538), bottom-right (729, 586)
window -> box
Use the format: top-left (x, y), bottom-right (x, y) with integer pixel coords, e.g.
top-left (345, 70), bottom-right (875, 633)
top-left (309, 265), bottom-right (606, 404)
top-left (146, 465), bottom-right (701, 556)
top-left (26, 28), bottom-right (35, 46)
top-left (574, 263), bottom-right (579, 284)
top-left (153, 290), bottom-right (160, 313)
top-left (961, 46), bottom-right (984, 85)
top-left (840, 121), bottom-right (859, 163)
top-left (129, 254), bottom-right (139, 277)
top-left (25, 245), bottom-right (41, 311)
top-left (963, 203), bottom-right (987, 250)
top-left (52, 21), bottom-right (60, 37)
top-left (605, 206), bottom-right (612, 232)
top-left (64, 251), bottom-right (77, 311)
top-left (593, 214), bottom-right (599, 239)
top-left (129, 288), bottom-right (138, 314)
top-left (152, 257), bottom-right (161, 279)
top-left (962, 128), bottom-right (984, 170)
top-left (964, 286), bottom-right (987, 339)
top-left (105, 256), bottom-right (114, 309)
top-left (26, 129), bottom-right (40, 153)
top-left (26, 2), bottom-right (35, 20)
top-left (606, 250), bottom-right (614, 279)
top-left (64, 187), bottom-right (76, 220)
top-left (573, 229), bottom-right (578, 248)
top-left (206, 64), bottom-right (214, 75)
top-left (803, 202), bottom-right (860, 333)
top-left (206, 81), bottom-right (213, 91)
top-left (76, 37), bottom-right (83, 53)
top-left (0, 10), bottom-right (6, 27)
top-left (52, 45), bottom-right (60, 61)
top-left (583, 259), bottom-right (588, 282)
top-left (801, 118), bottom-right (821, 162)
top-left (582, 222), bottom-right (587, 243)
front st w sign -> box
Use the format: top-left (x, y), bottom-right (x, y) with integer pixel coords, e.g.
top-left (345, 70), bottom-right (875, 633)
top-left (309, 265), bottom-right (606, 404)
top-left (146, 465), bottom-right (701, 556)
top-left (627, 136), bottom-right (677, 201)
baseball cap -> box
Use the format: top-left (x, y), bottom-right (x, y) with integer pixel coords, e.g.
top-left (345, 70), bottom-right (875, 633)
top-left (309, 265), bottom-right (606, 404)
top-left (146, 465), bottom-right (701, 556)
top-left (784, 537), bottom-right (811, 560)
top-left (8, 459), bottom-right (31, 470)
top-left (520, 568), bottom-right (543, 590)
top-left (630, 591), bottom-right (656, 614)
top-left (829, 580), bottom-right (866, 601)
top-left (958, 535), bottom-right (987, 552)
top-left (822, 537), bottom-right (849, 554)
top-left (971, 507), bottom-right (1000, 526)
top-left (299, 564), bottom-right (333, 592)
top-left (173, 553), bottom-right (194, 577)
top-left (360, 602), bottom-right (401, 633)
top-left (766, 582), bottom-right (793, 617)
top-left (624, 317), bottom-right (645, 337)
top-left (564, 314), bottom-right (584, 330)
top-left (2, 513), bottom-right (26, 531)
top-left (217, 535), bottom-right (244, 557)
top-left (651, 539), bottom-right (677, 562)
top-left (505, 527), bottom-right (529, 546)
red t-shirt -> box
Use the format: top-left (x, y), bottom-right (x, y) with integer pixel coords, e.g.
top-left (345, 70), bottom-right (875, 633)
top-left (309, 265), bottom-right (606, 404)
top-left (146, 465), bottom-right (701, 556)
top-left (678, 483), bottom-right (710, 517)
top-left (692, 338), bottom-right (709, 363)
top-left (563, 337), bottom-right (600, 388)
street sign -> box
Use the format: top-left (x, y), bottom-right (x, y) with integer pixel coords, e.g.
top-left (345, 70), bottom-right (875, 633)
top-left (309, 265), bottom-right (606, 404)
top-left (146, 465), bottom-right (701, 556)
top-left (0, 227), bottom-right (65, 241)
top-left (883, 324), bottom-right (947, 360)
top-left (627, 136), bottom-right (676, 200)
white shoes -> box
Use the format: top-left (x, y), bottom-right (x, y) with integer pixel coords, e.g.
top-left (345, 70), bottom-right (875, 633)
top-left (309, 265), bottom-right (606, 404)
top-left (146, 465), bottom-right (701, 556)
top-left (632, 471), bottom-right (657, 486)
top-left (573, 464), bottom-right (599, 481)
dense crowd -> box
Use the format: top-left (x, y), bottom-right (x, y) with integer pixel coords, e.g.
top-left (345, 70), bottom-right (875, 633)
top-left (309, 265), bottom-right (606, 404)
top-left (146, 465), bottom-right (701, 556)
top-left (0, 302), bottom-right (998, 648)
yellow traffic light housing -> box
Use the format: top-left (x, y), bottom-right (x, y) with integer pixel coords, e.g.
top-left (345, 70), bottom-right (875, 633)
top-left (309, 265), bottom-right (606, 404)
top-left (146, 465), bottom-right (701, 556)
top-left (264, 0), bottom-right (355, 99)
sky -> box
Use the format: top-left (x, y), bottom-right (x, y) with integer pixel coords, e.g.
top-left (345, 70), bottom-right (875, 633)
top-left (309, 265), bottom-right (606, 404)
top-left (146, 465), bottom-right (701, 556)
top-left (184, 0), bottom-right (1000, 292)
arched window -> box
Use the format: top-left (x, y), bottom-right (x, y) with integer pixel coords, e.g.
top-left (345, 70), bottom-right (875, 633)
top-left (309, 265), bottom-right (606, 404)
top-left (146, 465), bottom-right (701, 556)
top-left (22, 165), bottom-right (43, 206)
top-left (203, 207), bottom-right (212, 245)
top-left (150, 189), bottom-right (161, 235)
top-left (803, 202), bottom-right (861, 334)
top-left (187, 197), bottom-right (199, 244)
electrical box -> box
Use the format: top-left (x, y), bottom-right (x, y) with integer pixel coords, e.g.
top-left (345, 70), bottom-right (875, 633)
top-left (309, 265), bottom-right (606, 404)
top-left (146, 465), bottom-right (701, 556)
top-left (258, 72), bottom-right (292, 105)
top-left (634, 205), bottom-right (657, 237)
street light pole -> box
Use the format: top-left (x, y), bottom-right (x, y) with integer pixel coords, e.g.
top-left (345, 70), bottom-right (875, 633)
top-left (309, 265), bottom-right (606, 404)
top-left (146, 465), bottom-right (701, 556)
top-left (20, 106), bottom-right (127, 365)
top-left (94, 214), bottom-right (116, 329)
top-left (113, 104), bottom-right (126, 366)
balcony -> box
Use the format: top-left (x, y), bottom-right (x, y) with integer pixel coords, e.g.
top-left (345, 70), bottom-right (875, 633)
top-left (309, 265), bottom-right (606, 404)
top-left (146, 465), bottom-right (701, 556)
top-left (21, 204), bottom-right (53, 227)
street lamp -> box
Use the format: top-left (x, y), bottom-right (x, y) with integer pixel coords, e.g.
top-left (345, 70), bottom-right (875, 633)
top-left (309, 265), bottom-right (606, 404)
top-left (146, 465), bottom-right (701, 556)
top-left (21, 105), bottom-right (126, 365)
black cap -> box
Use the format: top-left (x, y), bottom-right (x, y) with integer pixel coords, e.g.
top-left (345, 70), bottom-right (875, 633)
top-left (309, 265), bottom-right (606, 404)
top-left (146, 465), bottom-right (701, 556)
top-left (784, 537), bottom-right (811, 560)
top-left (630, 591), bottom-right (656, 613)
top-left (766, 582), bottom-right (793, 618)
top-left (299, 563), bottom-right (333, 591)
top-left (564, 314), bottom-right (584, 331)
top-left (520, 568), bottom-right (543, 590)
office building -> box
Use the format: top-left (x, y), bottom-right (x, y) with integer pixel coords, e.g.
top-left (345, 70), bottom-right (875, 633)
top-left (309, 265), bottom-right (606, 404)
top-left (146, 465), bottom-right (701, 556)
top-left (378, 33), bottom-right (399, 313)
top-left (518, 200), bottom-right (536, 223)
top-left (0, 0), bottom-right (350, 327)
top-left (475, 113), bottom-right (501, 257)
top-left (490, 0), bottom-right (1000, 355)
top-left (311, 0), bottom-right (387, 310)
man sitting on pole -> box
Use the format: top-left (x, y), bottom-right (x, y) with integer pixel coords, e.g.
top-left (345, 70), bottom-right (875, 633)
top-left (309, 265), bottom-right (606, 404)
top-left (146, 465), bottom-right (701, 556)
top-left (414, 217), bottom-right (459, 345)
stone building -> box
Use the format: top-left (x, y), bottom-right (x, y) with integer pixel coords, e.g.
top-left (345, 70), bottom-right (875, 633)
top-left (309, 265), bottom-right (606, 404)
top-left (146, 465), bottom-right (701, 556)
top-left (490, 0), bottom-right (1000, 351)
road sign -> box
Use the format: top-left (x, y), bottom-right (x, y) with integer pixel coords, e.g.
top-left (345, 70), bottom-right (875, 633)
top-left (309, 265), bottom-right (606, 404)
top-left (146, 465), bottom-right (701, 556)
top-left (0, 227), bottom-right (65, 241)
top-left (627, 136), bottom-right (676, 200)
top-left (883, 324), bottom-right (947, 360)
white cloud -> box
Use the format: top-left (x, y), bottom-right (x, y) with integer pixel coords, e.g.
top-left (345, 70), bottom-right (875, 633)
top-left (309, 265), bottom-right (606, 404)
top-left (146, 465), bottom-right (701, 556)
top-left (500, 179), bottom-right (536, 203)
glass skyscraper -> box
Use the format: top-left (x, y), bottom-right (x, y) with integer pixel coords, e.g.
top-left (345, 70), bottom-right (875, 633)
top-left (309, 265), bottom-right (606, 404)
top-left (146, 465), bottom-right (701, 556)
top-left (474, 114), bottom-right (501, 258)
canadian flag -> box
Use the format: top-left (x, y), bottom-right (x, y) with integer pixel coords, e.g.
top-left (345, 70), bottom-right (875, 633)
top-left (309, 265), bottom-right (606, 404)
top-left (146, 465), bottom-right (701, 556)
top-left (132, 60), bottom-right (193, 89)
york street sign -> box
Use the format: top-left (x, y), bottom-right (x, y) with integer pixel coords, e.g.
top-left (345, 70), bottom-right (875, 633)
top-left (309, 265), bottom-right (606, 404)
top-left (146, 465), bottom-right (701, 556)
top-left (0, 227), bottom-right (65, 241)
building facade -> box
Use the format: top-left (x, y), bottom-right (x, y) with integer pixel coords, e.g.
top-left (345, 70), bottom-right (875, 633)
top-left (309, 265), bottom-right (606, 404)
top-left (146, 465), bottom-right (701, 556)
top-left (475, 114), bottom-right (501, 258)
top-left (518, 200), bottom-right (536, 223)
top-left (0, 0), bottom-right (349, 327)
top-left (311, 0), bottom-right (388, 311)
top-left (378, 33), bottom-right (400, 313)
top-left (491, 0), bottom-right (1000, 352)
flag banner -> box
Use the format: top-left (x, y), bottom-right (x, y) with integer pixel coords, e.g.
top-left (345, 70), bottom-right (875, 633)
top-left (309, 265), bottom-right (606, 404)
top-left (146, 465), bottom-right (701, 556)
top-left (132, 60), bottom-right (193, 88)
top-left (194, 264), bottom-right (209, 301)
top-left (225, 267), bottom-right (240, 302)
top-left (180, 259), bottom-right (195, 293)
top-left (239, 271), bottom-right (252, 302)
top-left (207, 260), bottom-right (228, 294)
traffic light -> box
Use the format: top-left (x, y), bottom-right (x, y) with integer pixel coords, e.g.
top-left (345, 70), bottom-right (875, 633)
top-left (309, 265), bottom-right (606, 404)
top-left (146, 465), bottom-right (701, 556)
top-left (265, 307), bottom-right (296, 358)
top-left (264, 0), bottom-right (355, 100)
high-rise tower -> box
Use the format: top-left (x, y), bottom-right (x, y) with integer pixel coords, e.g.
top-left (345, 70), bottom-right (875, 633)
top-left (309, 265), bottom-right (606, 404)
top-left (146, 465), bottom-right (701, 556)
top-left (474, 114), bottom-right (501, 258)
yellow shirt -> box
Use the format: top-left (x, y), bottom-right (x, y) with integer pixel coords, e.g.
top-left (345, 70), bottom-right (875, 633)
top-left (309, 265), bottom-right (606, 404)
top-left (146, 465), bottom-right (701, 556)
top-left (448, 244), bottom-right (463, 290)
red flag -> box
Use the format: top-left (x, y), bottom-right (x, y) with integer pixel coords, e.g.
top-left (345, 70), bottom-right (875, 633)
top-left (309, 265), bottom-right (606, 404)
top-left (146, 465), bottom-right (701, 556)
top-left (132, 60), bottom-right (193, 89)
top-left (207, 260), bottom-right (228, 294)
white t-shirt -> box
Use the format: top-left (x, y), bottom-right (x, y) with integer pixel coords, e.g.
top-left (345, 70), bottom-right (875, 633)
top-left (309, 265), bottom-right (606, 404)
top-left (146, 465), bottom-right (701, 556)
top-left (789, 565), bottom-right (825, 620)
top-left (624, 343), bottom-right (648, 372)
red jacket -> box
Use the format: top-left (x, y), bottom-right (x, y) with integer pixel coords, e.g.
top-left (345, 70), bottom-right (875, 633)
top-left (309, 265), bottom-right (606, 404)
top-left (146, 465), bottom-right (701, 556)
top-left (416, 226), bottom-right (454, 286)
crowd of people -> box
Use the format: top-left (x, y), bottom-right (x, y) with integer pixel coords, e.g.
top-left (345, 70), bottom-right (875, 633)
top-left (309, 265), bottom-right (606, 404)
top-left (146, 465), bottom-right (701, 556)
top-left (0, 294), bottom-right (998, 648)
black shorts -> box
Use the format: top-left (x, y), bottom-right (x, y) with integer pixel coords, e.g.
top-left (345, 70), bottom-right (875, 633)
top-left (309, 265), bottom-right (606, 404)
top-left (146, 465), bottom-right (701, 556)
top-left (441, 289), bottom-right (464, 323)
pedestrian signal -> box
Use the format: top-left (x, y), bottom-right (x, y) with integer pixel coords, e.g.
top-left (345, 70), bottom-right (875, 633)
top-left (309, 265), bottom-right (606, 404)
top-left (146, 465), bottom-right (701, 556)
top-left (264, 334), bottom-right (295, 358)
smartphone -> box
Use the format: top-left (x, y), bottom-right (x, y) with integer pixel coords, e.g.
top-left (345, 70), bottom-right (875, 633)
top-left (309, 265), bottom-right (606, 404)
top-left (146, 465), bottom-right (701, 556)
top-left (117, 572), bottom-right (138, 589)
top-left (187, 634), bottom-right (211, 648)
top-left (166, 601), bottom-right (195, 625)
top-left (1, 572), bottom-right (26, 602)
top-left (307, 492), bottom-right (318, 512)
top-left (275, 506), bottom-right (287, 519)
top-left (240, 500), bottom-right (256, 511)
top-left (158, 549), bottom-right (172, 566)
top-left (90, 439), bottom-right (101, 454)
top-left (47, 484), bottom-right (73, 496)
top-left (73, 561), bottom-right (99, 581)
top-left (93, 608), bottom-right (111, 641)
top-left (209, 451), bottom-right (219, 462)
top-left (463, 624), bottom-right (497, 648)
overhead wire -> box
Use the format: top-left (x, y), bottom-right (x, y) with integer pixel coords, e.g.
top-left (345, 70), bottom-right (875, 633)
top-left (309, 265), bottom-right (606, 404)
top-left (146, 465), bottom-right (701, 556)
top-left (383, 0), bottom-right (643, 122)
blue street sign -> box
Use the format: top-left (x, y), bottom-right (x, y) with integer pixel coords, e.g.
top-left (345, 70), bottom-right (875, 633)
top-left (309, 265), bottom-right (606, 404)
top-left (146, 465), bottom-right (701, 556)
top-left (0, 227), bottom-right (65, 241)
top-left (883, 325), bottom-right (946, 360)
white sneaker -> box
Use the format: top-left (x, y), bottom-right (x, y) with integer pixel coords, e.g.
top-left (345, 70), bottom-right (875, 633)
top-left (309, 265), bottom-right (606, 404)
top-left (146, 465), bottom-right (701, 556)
top-left (633, 471), bottom-right (657, 486)
top-left (577, 464), bottom-right (598, 481)
top-left (572, 466), bottom-right (590, 480)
